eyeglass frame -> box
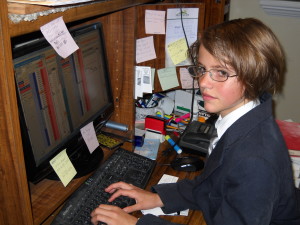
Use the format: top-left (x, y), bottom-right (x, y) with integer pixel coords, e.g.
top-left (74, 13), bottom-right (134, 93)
top-left (187, 65), bottom-right (238, 82)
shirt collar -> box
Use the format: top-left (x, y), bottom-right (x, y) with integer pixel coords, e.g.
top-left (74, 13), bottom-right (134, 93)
top-left (215, 99), bottom-right (260, 139)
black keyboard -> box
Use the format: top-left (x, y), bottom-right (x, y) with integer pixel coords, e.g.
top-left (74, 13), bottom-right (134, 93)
top-left (51, 148), bottom-right (156, 225)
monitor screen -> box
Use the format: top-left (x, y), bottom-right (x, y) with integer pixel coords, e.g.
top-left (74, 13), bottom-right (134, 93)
top-left (12, 22), bottom-right (114, 183)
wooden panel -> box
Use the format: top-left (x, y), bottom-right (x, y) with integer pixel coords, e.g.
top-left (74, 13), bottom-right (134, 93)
top-left (136, 3), bottom-right (205, 93)
top-left (8, 2), bottom-right (51, 14)
top-left (0, 1), bottom-right (33, 225)
top-left (97, 8), bottom-right (136, 147)
top-left (204, 0), bottom-right (227, 27)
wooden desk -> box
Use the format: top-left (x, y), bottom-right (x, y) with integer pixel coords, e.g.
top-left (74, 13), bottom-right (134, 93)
top-left (133, 140), bottom-right (207, 225)
top-left (35, 139), bottom-right (207, 225)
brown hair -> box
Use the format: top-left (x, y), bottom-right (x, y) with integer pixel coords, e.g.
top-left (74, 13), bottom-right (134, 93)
top-left (191, 18), bottom-right (286, 100)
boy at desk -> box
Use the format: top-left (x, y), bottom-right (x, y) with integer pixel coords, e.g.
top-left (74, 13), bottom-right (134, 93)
top-left (91, 18), bottom-right (300, 225)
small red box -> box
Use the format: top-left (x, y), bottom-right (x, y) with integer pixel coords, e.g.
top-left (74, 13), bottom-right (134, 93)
top-left (145, 115), bottom-right (166, 135)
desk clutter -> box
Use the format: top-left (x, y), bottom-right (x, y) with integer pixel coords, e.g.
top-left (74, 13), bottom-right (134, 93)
top-left (134, 89), bottom-right (216, 160)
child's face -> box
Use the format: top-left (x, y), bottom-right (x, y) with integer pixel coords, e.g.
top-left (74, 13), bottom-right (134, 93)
top-left (198, 45), bottom-right (249, 117)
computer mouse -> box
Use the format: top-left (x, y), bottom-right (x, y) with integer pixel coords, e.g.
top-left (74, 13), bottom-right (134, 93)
top-left (171, 156), bottom-right (204, 172)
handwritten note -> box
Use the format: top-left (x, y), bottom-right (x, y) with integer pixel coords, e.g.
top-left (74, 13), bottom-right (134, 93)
top-left (165, 8), bottom-right (199, 67)
top-left (180, 67), bottom-right (199, 89)
top-left (40, 17), bottom-right (79, 58)
top-left (136, 36), bottom-right (157, 64)
top-left (145, 10), bottom-right (166, 34)
top-left (50, 149), bottom-right (77, 187)
top-left (80, 122), bottom-right (99, 153)
top-left (167, 38), bottom-right (188, 65)
top-left (157, 67), bottom-right (179, 91)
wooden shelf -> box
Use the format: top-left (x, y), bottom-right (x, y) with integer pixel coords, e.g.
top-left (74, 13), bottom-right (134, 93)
top-left (8, 0), bottom-right (156, 37)
top-left (1, 1), bottom-right (228, 224)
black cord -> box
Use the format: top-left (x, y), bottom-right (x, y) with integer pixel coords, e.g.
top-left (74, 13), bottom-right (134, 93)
top-left (163, 4), bottom-right (199, 157)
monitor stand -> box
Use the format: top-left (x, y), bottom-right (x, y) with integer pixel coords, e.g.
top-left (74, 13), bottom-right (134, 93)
top-left (47, 145), bottom-right (104, 180)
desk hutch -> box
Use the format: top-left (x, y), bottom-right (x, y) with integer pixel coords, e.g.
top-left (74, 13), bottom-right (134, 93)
top-left (0, 0), bottom-right (229, 224)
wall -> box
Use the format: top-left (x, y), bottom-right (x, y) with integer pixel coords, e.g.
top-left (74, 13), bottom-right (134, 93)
top-left (229, 0), bottom-right (300, 122)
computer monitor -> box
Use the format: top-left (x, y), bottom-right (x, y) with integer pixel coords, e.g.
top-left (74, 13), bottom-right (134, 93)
top-left (12, 22), bottom-right (114, 184)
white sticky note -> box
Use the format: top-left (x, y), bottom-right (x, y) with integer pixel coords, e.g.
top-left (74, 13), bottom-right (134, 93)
top-left (145, 10), bottom-right (166, 34)
top-left (40, 16), bottom-right (79, 58)
top-left (80, 122), bottom-right (99, 153)
top-left (136, 36), bottom-right (157, 64)
top-left (180, 67), bottom-right (199, 89)
top-left (50, 149), bottom-right (77, 187)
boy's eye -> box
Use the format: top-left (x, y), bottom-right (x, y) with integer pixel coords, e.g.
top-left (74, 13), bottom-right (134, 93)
top-left (216, 70), bottom-right (229, 77)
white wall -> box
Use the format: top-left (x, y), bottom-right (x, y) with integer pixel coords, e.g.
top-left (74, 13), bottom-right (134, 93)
top-left (229, 0), bottom-right (300, 122)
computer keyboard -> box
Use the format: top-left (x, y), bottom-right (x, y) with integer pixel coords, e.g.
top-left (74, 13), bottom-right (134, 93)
top-left (51, 148), bottom-right (156, 225)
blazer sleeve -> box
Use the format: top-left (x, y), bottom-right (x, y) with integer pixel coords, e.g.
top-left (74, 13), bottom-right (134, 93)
top-left (151, 177), bottom-right (202, 214)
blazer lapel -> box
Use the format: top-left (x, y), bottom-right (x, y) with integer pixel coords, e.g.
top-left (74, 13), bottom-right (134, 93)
top-left (199, 141), bottom-right (226, 181)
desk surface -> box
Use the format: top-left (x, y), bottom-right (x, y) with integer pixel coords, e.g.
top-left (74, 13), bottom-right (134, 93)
top-left (34, 140), bottom-right (207, 225)
top-left (133, 140), bottom-right (207, 225)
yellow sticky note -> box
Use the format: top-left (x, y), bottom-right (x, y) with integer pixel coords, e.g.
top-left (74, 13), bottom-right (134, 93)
top-left (50, 149), bottom-right (77, 187)
top-left (167, 38), bottom-right (188, 65)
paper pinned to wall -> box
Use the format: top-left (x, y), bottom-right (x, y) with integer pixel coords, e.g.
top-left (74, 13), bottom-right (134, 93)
top-left (157, 67), bottom-right (179, 91)
top-left (136, 36), bottom-right (157, 64)
top-left (180, 67), bottom-right (199, 89)
top-left (135, 66), bottom-right (153, 99)
top-left (165, 8), bottom-right (199, 67)
top-left (145, 10), bottom-right (166, 34)
top-left (167, 38), bottom-right (188, 65)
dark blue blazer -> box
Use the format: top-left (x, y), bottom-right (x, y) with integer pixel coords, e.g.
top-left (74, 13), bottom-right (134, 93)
top-left (138, 93), bottom-right (300, 225)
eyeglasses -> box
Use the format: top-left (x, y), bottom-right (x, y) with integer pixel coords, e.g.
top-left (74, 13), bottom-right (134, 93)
top-left (187, 65), bottom-right (238, 82)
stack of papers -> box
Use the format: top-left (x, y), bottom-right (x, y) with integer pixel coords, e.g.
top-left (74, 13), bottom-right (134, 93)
top-left (134, 139), bottom-right (160, 160)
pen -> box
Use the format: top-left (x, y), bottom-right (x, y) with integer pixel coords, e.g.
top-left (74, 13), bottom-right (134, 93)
top-left (174, 113), bottom-right (190, 123)
top-left (165, 135), bottom-right (183, 154)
